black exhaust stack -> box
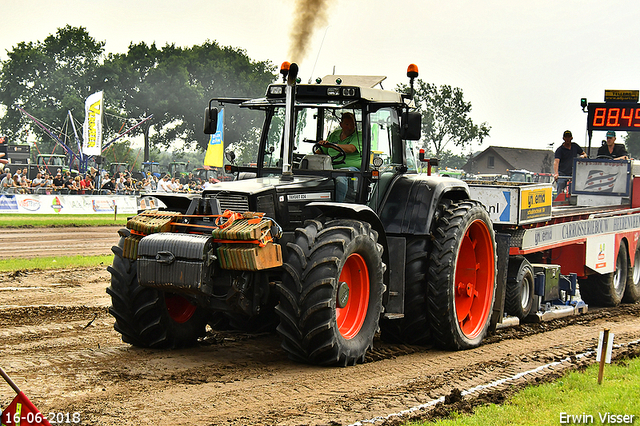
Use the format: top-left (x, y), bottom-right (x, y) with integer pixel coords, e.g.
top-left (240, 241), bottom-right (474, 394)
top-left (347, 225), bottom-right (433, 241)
top-left (281, 62), bottom-right (299, 182)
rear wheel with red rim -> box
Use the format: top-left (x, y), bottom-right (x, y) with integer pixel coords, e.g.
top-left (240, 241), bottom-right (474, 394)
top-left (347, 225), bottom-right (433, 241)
top-left (623, 242), bottom-right (640, 303)
top-left (428, 200), bottom-right (497, 349)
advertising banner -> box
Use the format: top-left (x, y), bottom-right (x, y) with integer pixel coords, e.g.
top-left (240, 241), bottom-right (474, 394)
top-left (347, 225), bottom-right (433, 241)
top-left (0, 194), bottom-right (138, 214)
top-left (519, 186), bottom-right (552, 222)
top-left (521, 211), bottom-right (640, 251)
top-left (572, 158), bottom-right (631, 196)
top-left (82, 91), bottom-right (104, 156)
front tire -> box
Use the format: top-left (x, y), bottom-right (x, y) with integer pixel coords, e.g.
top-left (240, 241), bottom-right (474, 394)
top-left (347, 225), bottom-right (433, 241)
top-left (275, 218), bottom-right (385, 366)
top-left (107, 229), bottom-right (208, 348)
top-left (427, 200), bottom-right (496, 350)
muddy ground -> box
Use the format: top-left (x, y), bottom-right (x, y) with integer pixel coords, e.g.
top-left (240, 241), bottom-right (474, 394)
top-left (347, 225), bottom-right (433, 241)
top-left (0, 227), bottom-right (639, 425)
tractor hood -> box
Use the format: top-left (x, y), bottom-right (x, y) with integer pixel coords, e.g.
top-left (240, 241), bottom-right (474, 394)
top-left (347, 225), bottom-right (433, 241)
top-left (201, 175), bottom-right (335, 228)
top-left (203, 175), bottom-right (331, 196)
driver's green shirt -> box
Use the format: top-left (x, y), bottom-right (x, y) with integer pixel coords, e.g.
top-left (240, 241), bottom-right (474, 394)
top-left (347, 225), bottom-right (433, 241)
top-left (321, 129), bottom-right (363, 169)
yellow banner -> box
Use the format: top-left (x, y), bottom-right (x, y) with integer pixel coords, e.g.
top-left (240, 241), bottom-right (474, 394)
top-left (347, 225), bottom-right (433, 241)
top-left (82, 91), bottom-right (103, 156)
top-left (520, 187), bottom-right (552, 221)
top-left (204, 109), bottom-right (224, 168)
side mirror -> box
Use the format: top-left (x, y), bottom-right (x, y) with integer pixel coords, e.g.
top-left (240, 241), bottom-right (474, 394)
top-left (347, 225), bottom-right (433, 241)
top-left (225, 151), bottom-right (236, 164)
top-left (203, 107), bottom-right (218, 134)
top-left (400, 111), bottom-right (421, 140)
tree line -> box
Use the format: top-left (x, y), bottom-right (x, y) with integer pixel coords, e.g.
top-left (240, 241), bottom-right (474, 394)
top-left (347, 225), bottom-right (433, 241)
top-left (0, 25), bottom-right (277, 162)
top-left (0, 25), bottom-right (489, 169)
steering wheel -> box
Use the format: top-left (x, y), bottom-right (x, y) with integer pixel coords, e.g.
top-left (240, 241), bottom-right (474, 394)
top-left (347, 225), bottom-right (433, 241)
top-left (596, 155), bottom-right (614, 160)
top-left (312, 142), bottom-right (347, 166)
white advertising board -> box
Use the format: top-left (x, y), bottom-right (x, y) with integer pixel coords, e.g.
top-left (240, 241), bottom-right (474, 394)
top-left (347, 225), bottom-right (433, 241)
top-left (468, 183), bottom-right (552, 225)
top-left (468, 185), bottom-right (518, 224)
top-left (572, 158), bottom-right (630, 196)
top-left (585, 234), bottom-right (616, 274)
top-left (0, 194), bottom-right (138, 214)
top-left (521, 212), bottom-right (640, 251)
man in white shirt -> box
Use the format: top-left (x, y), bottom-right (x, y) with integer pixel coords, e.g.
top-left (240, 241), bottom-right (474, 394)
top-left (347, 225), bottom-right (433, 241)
top-left (170, 177), bottom-right (181, 192)
top-left (31, 173), bottom-right (45, 188)
top-left (0, 171), bottom-right (13, 191)
top-left (157, 175), bottom-right (173, 193)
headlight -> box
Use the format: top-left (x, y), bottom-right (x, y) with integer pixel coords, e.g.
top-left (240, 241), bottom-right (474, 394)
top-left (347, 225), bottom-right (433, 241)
top-left (269, 86), bottom-right (284, 95)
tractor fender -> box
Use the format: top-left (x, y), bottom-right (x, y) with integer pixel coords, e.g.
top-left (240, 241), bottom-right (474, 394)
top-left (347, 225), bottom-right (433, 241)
top-left (378, 174), bottom-right (470, 236)
top-left (152, 193), bottom-right (201, 213)
top-left (303, 202), bottom-right (388, 259)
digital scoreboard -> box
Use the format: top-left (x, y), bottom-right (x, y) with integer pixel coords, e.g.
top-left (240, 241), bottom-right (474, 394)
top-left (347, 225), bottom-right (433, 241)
top-left (587, 103), bottom-right (640, 132)
top-left (586, 90), bottom-right (640, 132)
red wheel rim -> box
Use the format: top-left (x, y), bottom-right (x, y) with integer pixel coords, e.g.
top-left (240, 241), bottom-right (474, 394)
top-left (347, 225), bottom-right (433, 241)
top-left (336, 253), bottom-right (370, 340)
top-left (454, 219), bottom-right (495, 339)
top-left (165, 294), bottom-right (197, 324)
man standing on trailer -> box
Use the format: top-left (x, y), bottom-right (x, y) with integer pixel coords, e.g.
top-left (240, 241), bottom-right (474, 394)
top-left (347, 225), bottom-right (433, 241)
top-left (553, 130), bottom-right (587, 194)
top-left (597, 130), bottom-right (629, 160)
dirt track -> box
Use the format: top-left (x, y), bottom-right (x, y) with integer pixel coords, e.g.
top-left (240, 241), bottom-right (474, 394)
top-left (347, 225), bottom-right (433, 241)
top-left (0, 226), bottom-right (121, 259)
top-left (1, 228), bottom-right (640, 425)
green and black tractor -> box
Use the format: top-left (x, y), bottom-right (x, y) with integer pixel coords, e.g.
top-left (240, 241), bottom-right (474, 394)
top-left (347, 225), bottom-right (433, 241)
top-left (107, 63), bottom-right (498, 366)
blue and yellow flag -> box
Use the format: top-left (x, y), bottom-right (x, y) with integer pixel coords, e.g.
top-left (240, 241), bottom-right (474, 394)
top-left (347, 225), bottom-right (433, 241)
top-left (204, 109), bottom-right (224, 168)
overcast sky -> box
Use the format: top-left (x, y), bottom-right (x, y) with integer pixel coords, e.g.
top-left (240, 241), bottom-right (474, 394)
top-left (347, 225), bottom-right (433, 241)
top-left (2, 0), bottom-right (640, 155)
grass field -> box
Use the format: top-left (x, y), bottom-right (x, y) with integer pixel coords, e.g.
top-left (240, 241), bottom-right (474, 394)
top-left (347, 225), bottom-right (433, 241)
top-left (0, 214), bottom-right (120, 269)
top-left (0, 255), bottom-right (113, 271)
top-left (411, 356), bottom-right (640, 426)
top-left (0, 214), bottom-right (128, 227)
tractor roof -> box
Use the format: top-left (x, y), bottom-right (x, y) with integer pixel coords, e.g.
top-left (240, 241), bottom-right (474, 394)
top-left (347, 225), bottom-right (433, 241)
top-left (320, 75), bottom-right (386, 88)
top-left (241, 75), bottom-right (405, 109)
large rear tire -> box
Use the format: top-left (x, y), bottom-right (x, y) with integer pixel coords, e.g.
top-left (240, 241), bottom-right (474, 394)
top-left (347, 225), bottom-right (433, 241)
top-left (379, 237), bottom-right (431, 345)
top-left (505, 257), bottom-right (535, 319)
top-left (427, 200), bottom-right (496, 350)
top-left (106, 229), bottom-right (208, 348)
top-left (623, 243), bottom-right (640, 303)
top-left (275, 218), bottom-right (385, 366)
top-left (579, 240), bottom-right (628, 307)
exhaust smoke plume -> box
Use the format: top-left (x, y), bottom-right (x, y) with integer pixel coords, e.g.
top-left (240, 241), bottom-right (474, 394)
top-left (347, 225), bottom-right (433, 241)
top-left (288, 0), bottom-right (332, 64)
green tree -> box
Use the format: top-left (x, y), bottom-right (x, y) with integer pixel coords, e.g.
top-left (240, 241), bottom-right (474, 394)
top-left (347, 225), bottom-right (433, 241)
top-left (438, 150), bottom-right (469, 169)
top-left (99, 41), bottom-right (276, 161)
top-left (399, 80), bottom-right (490, 157)
top-left (1, 27), bottom-right (277, 166)
top-left (0, 26), bottom-right (105, 152)
top-left (624, 132), bottom-right (640, 158)
top-left (102, 140), bottom-right (143, 171)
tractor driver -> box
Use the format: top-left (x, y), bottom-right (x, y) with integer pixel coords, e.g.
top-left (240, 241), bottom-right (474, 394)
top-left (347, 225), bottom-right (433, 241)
top-left (315, 112), bottom-right (362, 169)
top-left (315, 112), bottom-right (362, 201)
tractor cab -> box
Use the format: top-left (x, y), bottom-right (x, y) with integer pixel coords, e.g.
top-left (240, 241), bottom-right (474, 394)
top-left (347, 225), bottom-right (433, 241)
top-left (168, 161), bottom-right (190, 182)
top-left (141, 161), bottom-right (161, 178)
top-left (109, 162), bottom-right (130, 177)
top-left (36, 154), bottom-right (78, 176)
top-left (204, 64), bottom-right (422, 213)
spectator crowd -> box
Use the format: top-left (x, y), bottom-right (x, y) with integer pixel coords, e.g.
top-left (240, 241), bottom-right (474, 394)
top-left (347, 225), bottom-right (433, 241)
top-left (0, 166), bottom-right (219, 195)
